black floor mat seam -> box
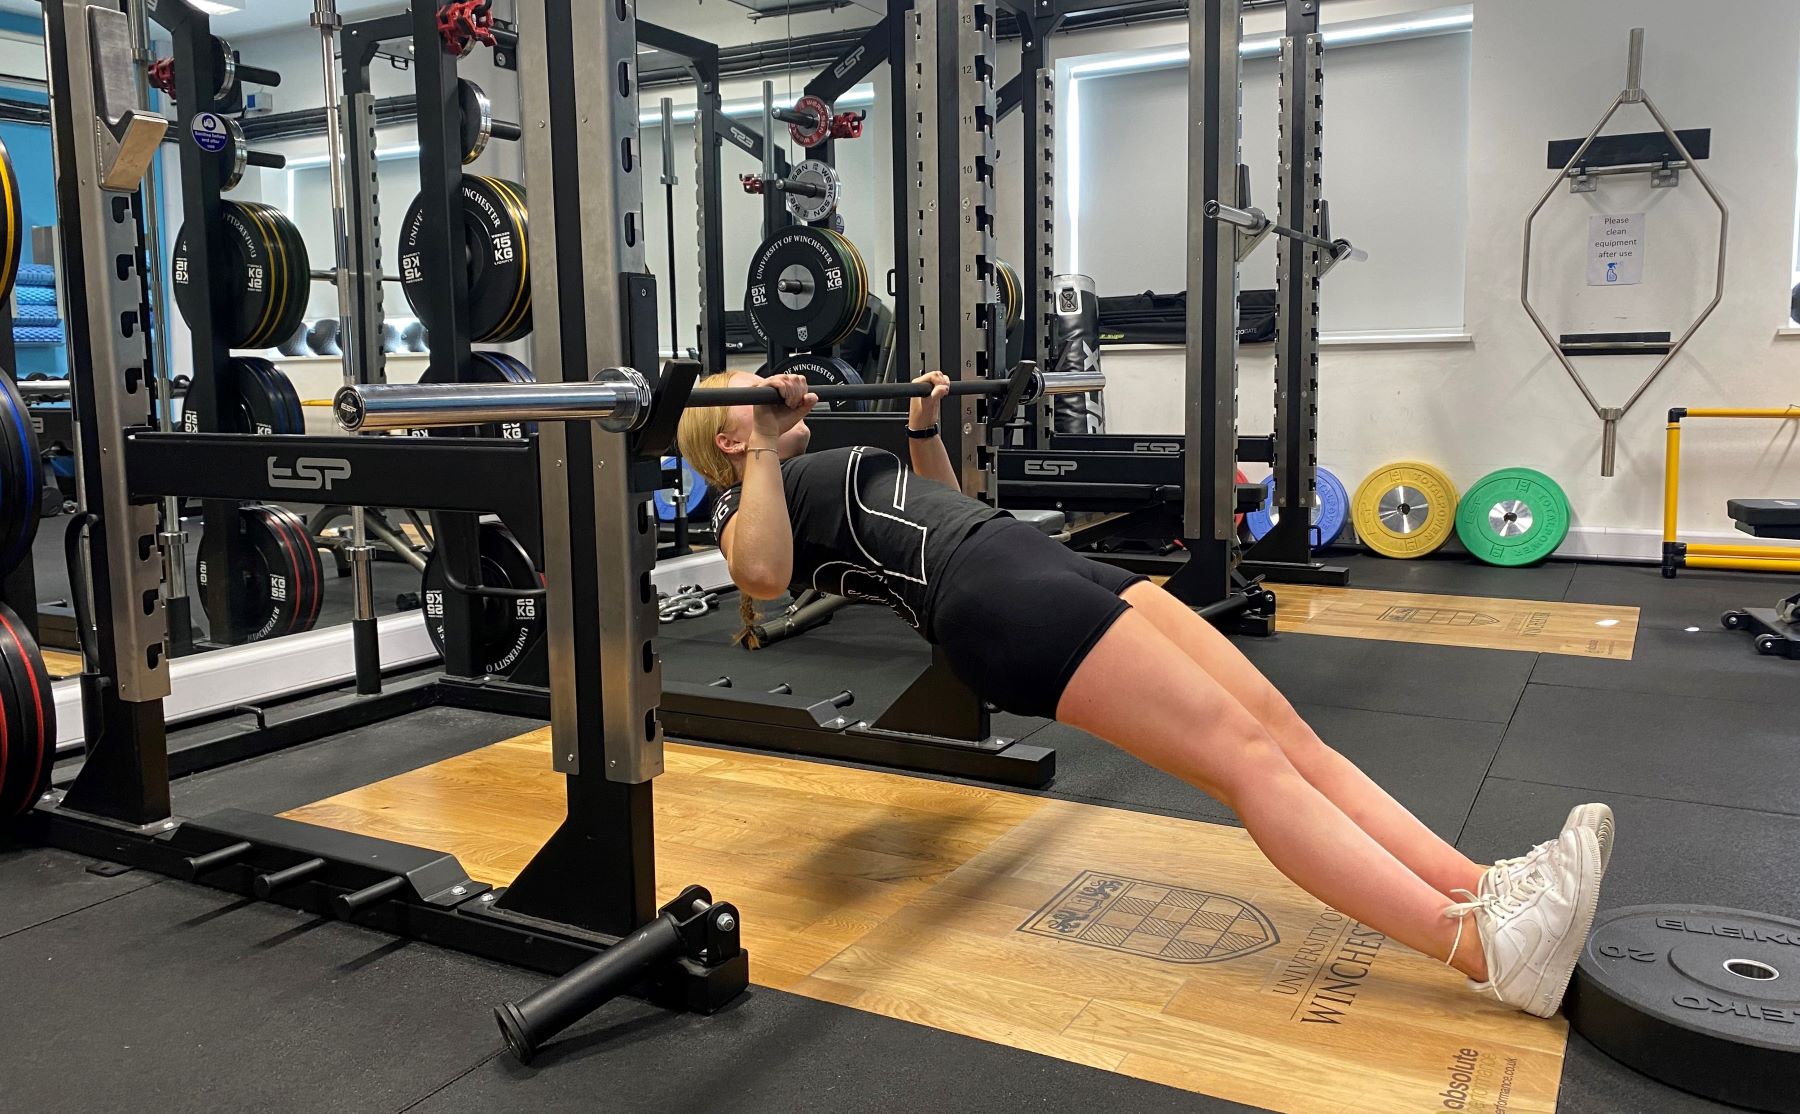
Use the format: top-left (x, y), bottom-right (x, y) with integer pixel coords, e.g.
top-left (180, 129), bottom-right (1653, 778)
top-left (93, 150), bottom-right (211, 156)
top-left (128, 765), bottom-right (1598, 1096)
top-left (0, 874), bottom-right (165, 944)
top-left (1485, 771), bottom-right (1800, 821)
top-left (1453, 652), bottom-right (1538, 848)
top-left (397, 1047), bottom-right (508, 1113)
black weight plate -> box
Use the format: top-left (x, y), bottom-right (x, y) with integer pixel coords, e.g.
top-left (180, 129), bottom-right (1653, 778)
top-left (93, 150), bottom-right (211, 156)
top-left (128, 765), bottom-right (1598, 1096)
top-left (261, 503), bottom-right (324, 634)
top-left (764, 353), bottom-right (866, 412)
top-left (0, 372), bottom-right (38, 575)
top-left (459, 79), bottom-right (493, 164)
top-left (241, 357), bottom-right (304, 434)
top-left (419, 519), bottom-right (544, 676)
top-left (399, 176), bottom-right (531, 344)
top-left (744, 226), bottom-right (865, 352)
top-left (409, 353), bottom-right (536, 440)
top-left (198, 503), bottom-right (312, 642)
top-left (0, 601), bottom-right (52, 822)
top-left (182, 358), bottom-right (290, 435)
top-left (173, 202), bottom-right (277, 349)
top-left (235, 202), bottom-right (290, 349)
top-left (247, 203), bottom-right (310, 350)
top-left (0, 136), bottom-right (22, 306)
top-left (1568, 904), bottom-right (1800, 1113)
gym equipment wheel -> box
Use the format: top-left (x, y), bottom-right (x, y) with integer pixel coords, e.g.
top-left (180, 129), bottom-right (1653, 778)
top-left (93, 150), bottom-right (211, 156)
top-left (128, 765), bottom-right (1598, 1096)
top-left (1721, 609), bottom-right (1748, 631)
top-left (1755, 633), bottom-right (1780, 656)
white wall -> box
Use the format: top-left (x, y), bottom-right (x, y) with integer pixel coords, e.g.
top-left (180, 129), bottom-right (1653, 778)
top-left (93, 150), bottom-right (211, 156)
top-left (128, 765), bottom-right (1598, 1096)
top-left (1057, 0), bottom-right (1800, 556)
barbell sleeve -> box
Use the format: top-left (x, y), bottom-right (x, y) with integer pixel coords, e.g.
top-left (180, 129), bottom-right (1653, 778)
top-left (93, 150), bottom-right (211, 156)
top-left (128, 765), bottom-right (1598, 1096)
top-left (247, 150), bottom-right (286, 170)
top-left (1205, 200), bottom-right (1271, 234)
top-left (774, 178), bottom-right (826, 198)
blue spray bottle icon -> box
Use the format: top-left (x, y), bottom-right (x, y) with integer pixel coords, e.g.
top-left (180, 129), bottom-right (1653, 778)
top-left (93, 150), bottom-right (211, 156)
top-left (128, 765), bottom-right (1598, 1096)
top-left (1605, 261), bottom-right (1619, 283)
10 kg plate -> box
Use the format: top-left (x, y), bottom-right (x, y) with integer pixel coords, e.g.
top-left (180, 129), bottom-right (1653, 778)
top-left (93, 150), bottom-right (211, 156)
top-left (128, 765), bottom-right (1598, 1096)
top-left (1455, 466), bottom-right (1571, 567)
top-left (744, 226), bottom-right (867, 352)
top-left (420, 518), bottom-right (545, 677)
top-left (1352, 461), bottom-right (1458, 559)
top-left (1568, 905), bottom-right (1800, 1113)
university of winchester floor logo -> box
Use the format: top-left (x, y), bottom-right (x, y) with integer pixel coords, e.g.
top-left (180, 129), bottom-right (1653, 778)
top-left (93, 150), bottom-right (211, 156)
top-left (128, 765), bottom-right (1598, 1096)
top-left (1020, 870), bottom-right (1277, 963)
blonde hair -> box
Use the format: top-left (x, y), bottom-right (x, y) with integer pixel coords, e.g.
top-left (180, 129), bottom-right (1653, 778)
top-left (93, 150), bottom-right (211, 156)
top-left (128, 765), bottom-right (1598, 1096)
top-left (676, 371), bottom-right (766, 647)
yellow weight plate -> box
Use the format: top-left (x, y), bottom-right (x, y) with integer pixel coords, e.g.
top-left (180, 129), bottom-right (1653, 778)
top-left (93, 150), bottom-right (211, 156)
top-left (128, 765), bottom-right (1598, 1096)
top-left (1351, 460), bottom-right (1459, 559)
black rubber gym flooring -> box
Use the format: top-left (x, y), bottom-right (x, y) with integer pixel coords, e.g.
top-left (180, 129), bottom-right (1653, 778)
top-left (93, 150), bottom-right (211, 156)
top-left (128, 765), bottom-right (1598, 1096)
top-left (4, 551), bottom-right (1793, 1112)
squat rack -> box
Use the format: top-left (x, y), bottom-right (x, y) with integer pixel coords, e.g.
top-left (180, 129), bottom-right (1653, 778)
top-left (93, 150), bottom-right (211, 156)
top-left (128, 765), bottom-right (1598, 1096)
top-left (32, 0), bottom-right (745, 1064)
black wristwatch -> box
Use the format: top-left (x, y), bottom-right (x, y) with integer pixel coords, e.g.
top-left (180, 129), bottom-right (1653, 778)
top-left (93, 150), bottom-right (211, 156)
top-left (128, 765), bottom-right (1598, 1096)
top-left (906, 424), bottom-right (941, 440)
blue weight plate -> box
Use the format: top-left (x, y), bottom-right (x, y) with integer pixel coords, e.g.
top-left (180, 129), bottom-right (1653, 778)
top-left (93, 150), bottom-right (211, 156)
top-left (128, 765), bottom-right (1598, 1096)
top-left (653, 456), bottom-right (710, 521)
top-left (1245, 466), bottom-right (1348, 550)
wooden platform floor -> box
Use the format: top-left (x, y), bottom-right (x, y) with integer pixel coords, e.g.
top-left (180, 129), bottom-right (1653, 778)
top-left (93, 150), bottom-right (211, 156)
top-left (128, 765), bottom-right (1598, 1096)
top-left (42, 649), bottom-right (81, 679)
top-left (286, 731), bottom-right (1565, 1113)
top-left (1272, 584), bottom-right (1638, 660)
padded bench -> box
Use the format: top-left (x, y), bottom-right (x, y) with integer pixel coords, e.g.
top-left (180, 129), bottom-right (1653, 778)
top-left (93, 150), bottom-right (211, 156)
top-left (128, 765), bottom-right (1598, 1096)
top-left (1009, 507), bottom-right (1067, 535)
top-left (1728, 498), bottom-right (1800, 540)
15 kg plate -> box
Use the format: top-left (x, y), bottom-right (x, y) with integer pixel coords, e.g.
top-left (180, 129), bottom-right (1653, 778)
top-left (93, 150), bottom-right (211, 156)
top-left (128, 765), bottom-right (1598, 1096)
top-left (0, 135), bottom-right (23, 306)
top-left (1455, 466), bottom-right (1571, 567)
top-left (172, 201), bottom-right (310, 350)
top-left (1568, 905), bottom-right (1800, 1114)
top-left (420, 519), bottom-right (544, 677)
top-left (1246, 466), bottom-right (1348, 549)
top-left (995, 259), bottom-right (1024, 332)
top-left (400, 176), bottom-right (532, 344)
top-left (1352, 461), bottom-right (1458, 559)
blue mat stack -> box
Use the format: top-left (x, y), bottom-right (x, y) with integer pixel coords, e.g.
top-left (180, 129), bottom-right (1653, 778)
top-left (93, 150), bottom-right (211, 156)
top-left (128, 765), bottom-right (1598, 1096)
top-left (14, 263), bottom-right (62, 345)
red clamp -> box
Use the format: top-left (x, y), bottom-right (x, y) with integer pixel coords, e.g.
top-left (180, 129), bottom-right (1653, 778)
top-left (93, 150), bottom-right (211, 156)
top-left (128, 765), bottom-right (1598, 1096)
top-left (438, 0), bottom-right (497, 56)
top-left (148, 57), bottom-right (176, 97)
top-left (739, 175), bottom-right (765, 195)
top-left (829, 112), bottom-right (864, 141)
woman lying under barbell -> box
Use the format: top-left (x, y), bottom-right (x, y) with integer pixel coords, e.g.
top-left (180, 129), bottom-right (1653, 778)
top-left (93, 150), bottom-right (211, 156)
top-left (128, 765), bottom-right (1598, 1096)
top-left (676, 370), bottom-right (1612, 1018)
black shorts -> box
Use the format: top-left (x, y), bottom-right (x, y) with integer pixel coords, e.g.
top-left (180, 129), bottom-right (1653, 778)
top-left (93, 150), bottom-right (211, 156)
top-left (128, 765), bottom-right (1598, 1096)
top-left (927, 516), bottom-right (1146, 719)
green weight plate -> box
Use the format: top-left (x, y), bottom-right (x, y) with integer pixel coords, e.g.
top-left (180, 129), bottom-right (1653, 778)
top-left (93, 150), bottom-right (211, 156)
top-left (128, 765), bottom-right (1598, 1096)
top-left (1455, 467), bottom-right (1571, 567)
top-left (399, 176), bottom-right (532, 345)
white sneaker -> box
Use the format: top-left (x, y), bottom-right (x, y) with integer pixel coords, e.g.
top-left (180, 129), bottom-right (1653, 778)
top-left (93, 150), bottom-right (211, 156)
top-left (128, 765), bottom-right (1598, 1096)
top-left (1446, 825), bottom-right (1603, 1017)
top-left (1480, 803), bottom-right (1614, 900)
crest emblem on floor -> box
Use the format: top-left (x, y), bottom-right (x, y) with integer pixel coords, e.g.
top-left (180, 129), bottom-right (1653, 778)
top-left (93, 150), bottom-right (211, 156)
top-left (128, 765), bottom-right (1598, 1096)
top-left (1020, 870), bottom-right (1278, 964)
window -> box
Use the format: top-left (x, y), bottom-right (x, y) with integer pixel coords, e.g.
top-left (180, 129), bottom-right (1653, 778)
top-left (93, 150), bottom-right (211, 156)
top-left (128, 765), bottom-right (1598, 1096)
top-left (1064, 11), bottom-right (1472, 335)
top-left (287, 150), bottom-right (422, 330)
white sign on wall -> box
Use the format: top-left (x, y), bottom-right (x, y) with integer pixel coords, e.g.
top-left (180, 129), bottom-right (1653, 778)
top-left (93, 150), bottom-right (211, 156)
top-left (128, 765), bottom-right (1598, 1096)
top-left (1587, 212), bottom-right (1645, 286)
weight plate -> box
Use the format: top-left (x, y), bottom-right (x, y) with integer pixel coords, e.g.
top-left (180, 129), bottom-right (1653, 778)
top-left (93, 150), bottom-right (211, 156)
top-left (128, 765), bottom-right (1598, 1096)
top-left (1351, 461), bottom-right (1458, 559)
top-left (1455, 466), bottom-right (1571, 567)
top-left (1245, 466), bottom-right (1348, 550)
top-left (399, 176), bottom-right (532, 344)
top-left (653, 456), bottom-right (710, 522)
top-left (261, 503), bottom-right (323, 635)
top-left (181, 357), bottom-right (299, 435)
top-left (744, 225), bottom-right (865, 352)
top-left (420, 519), bottom-right (545, 676)
top-left (788, 94), bottom-right (832, 148)
top-left (0, 135), bottom-right (23, 306)
top-left (0, 372), bottom-right (40, 575)
top-left (172, 201), bottom-right (309, 350)
top-left (783, 158), bottom-right (841, 224)
top-left (0, 600), bottom-right (52, 822)
top-left (764, 352), bottom-right (866, 411)
top-left (1235, 468), bottom-right (1248, 528)
top-left (459, 79), bottom-right (494, 165)
top-left (409, 353), bottom-right (537, 440)
top-left (198, 503), bottom-right (321, 642)
top-left (995, 260), bottom-right (1024, 332)
top-left (238, 202), bottom-right (307, 349)
top-left (1568, 905), bottom-right (1800, 1114)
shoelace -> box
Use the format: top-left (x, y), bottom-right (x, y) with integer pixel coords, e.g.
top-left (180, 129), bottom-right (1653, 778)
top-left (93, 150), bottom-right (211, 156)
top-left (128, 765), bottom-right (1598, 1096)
top-left (1483, 839), bottom-right (1556, 895)
top-left (1442, 875), bottom-right (1547, 969)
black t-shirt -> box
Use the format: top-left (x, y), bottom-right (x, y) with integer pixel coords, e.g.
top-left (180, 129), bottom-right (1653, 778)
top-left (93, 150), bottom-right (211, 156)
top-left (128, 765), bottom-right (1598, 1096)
top-left (712, 445), bottom-right (1000, 631)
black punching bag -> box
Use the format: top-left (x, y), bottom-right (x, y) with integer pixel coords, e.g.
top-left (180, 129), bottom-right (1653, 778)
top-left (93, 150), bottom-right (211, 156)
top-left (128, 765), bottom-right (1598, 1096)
top-left (1050, 274), bottom-right (1105, 434)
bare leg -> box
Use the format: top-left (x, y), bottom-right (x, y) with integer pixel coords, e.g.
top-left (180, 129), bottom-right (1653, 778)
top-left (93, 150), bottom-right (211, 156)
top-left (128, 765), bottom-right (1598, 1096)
top-left (1121, 582), bottom-right (1485, 899)
top-left (1057, 608), bottom-right (1486, 980)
